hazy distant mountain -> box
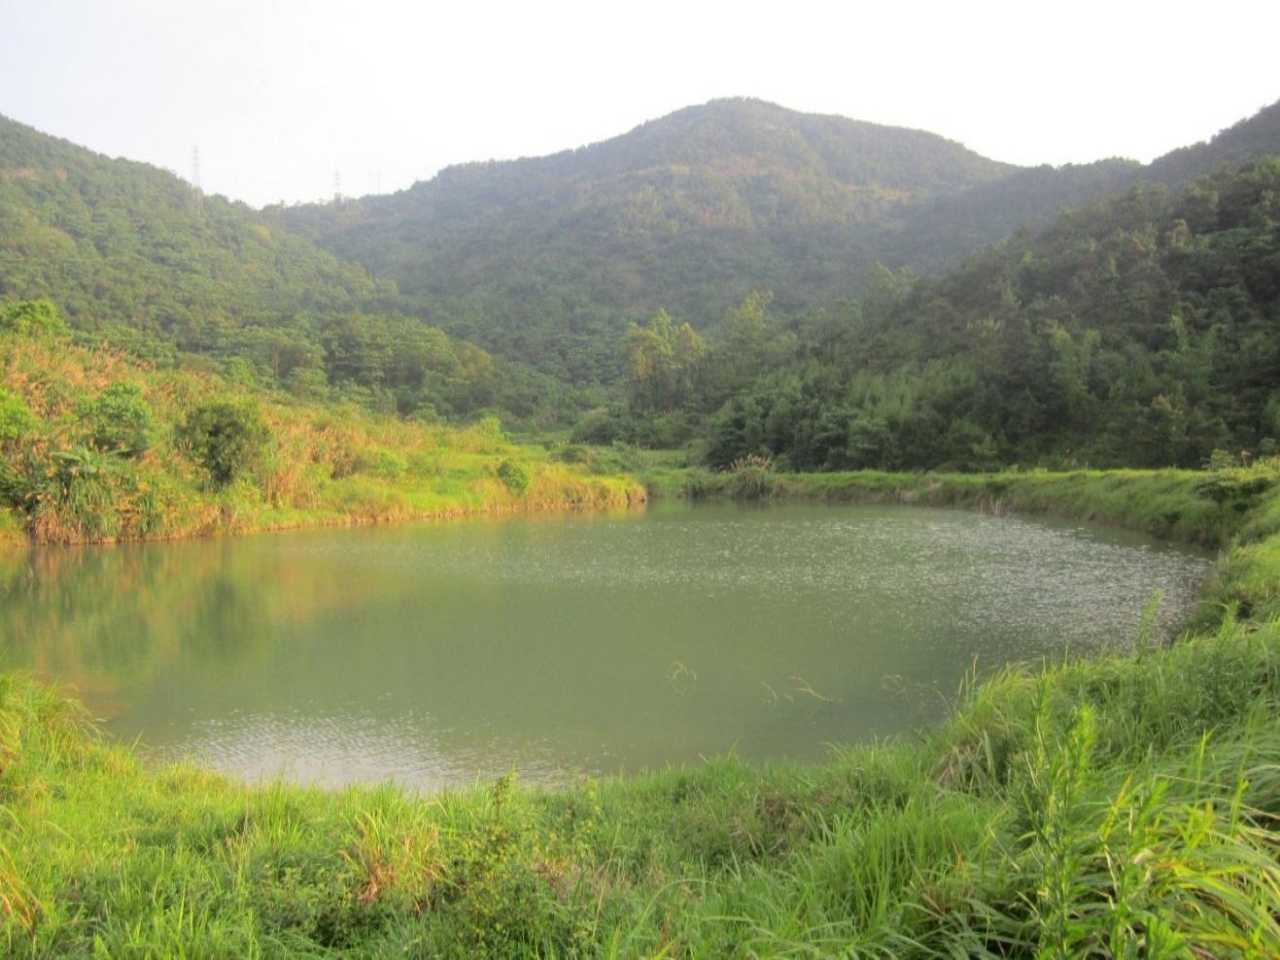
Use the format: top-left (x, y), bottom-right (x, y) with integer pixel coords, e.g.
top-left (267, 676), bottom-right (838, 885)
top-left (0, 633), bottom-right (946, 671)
top-left (884, 99), bottom-right (1280, 273)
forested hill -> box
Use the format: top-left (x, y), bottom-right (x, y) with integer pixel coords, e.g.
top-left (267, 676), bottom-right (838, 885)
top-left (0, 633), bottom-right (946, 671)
top-left (0, 115), bottom-right (580, 423)
top-left (693, 159), bottom-right (1280, 472)
top-left (0, 115), bottom-right (388, 352)
top-left (274, 98), bottom-right (1280, 382)
top-left (1147, 98), bottom-right (1280, 186)
top-left (272, 99), bottom-right (1016, 379)
top-left (886, 99), bottom-right (1280, 274)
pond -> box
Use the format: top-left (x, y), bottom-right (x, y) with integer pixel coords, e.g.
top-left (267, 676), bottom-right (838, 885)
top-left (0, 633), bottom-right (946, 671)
top-left (0, 502), bottom-right (1211, 790)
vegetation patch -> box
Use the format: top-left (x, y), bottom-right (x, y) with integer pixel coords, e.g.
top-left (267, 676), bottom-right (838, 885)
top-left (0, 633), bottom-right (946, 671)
top-left (0, 303), bottom-right (645, 545)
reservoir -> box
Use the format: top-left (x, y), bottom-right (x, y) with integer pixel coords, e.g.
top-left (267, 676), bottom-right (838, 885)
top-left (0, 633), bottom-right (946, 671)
top-left (0, 502), bottom-right (1211, 790)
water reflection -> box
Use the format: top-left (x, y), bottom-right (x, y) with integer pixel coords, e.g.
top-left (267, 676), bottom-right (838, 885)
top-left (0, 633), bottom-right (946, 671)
top-left (0, 504), bottom-right (1211, 789)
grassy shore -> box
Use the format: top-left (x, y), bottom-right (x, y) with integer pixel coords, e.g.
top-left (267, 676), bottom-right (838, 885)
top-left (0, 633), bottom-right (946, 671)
top-left (0, 329), bottom-right (644, 548)
top-left (643, 461), bottom-right (1249, 548)
top-left (2, 465), bottom-right (1279, 955)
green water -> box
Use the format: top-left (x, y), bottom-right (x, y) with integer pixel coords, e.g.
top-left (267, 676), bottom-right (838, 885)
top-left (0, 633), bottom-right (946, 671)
top-left (0, 503), bottom-right (1210, 789)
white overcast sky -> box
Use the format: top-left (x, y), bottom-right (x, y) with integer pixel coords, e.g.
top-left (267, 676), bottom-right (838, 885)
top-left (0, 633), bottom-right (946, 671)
top-left (3, 0), bottom-right (1278, 209)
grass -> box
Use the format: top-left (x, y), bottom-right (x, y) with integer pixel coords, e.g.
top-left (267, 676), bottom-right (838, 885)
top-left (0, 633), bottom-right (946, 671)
top-left (0, 332), bottom-right (646, 546)
top-left (639, 462), bottom-right (1251, 548)
top-left (2, 467), bottom-right (1280, 953)
top-left (3, 610), bottom-right (1278, 954)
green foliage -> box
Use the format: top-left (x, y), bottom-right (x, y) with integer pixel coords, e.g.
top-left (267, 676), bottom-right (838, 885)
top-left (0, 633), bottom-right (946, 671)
top-left (276, 99), bottom-right (1019, 381)
top-left (0, 120), bottom-right (580, 428)
top-left (1194, 458), bottom-right (1277, 508)
top-left (691, 159), bottom-right (1280, 472)
top-left (368, 449), bottom-right (407, 480)
top-left (77, 382), bottom-right (154, 458)
top-left (622, 309), bottom-right (707, 416)
top-left (0, 389), bottom-right (34, 446)
top-left (569, 407), bottom-right (621, 445)
top-left (177, 401), bottom-right (270, 488)
top-left (725, 454), bottom-right (776, 500)
top-left (0, 299), bottom-right (67, 338)
top-left (496, 459), bottom-right (531, 496)
top-left (27, 445), bottom-right (145, 542)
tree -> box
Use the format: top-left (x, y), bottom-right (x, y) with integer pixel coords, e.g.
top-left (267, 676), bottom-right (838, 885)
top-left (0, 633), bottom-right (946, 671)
top-left (0, 299), bottom-right (68, 338)
top-left (622, 309), bottom-right (707, 414)
top-left (178, 402), bottom-right (270, 488)
top-left (79, 382), bottom-right (154, 458)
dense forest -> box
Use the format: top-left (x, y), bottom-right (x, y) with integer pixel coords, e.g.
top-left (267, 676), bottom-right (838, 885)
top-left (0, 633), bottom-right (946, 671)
top-left (612, 160), bottom-right (1280, 470)
top-left (274, 99), bottom-right (1017, 380)
top-left (3, 97), bottom-right (1280, 467)
top-left (279, 98), bottom-right (1280, 386)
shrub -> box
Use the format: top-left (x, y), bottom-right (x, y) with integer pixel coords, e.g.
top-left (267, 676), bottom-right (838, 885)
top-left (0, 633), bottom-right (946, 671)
top-left (570, 408), bottom-right (620, 445)
top-left (78, 382), bottom-right (154, 458)
top-left (0, 298), bottom-right (68, 338)
top-left (177, 401), bottom-right (270, 488)
top-left (497, 459), bottom-right (531, 496)
top-left (1194, 460), bottom-right (1277, 509)
top-left (370, 449), bottom-right (407, 480)
top-left (0, 389), bottom-right (34, 445)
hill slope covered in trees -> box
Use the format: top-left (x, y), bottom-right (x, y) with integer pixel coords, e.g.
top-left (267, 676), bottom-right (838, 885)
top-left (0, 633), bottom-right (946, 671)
top-left (277, 97), bottom-right (1280, 384)
top-left (273, 98), bottom-right (1017, 380)
top-left (0, 115), bottom-right (580, 424)
top-left (681, 159), bottom-right (1280, 471)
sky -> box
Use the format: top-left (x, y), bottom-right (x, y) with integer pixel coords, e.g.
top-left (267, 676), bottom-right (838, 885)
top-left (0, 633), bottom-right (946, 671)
top-left (3, 0), bottom-right (1279, 209)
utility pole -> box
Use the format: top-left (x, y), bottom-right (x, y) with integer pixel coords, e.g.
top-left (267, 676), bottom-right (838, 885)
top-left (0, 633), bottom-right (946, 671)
top-left (191, 146), bottom-right (204, 212)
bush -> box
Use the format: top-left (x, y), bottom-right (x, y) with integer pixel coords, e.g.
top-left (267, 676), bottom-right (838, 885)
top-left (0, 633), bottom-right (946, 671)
top-left (1194, 460), bottom-right (1277, 509)
top-left (369, 449), bottom-right (407, 480)
top-left (78, 382), bottom-right (154, 458)
top-left (0, 298), bottom-right (68, 338)
top-left (0, 389), bottom-right (34, 445)
top-left (570, 408), bottom-right (620, 445)
top-left (497, 459), bottom-right (531, 496)
top-left (726, 454), bottom-right (776, 500)
top-left (178, 401), bottom-right (270, 488)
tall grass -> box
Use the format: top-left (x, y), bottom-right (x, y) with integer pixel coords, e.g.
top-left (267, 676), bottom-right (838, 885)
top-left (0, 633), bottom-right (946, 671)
top-left (0, 335), bottom-right (645, 546)
top-left (2, 476), bottom-right (1280, 953)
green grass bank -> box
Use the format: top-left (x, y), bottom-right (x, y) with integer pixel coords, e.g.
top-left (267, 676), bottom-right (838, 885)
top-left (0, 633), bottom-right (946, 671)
top-left (3, 464), bottom-right (1280, 955)
top-left (0, 323), bottom-right (645, 548)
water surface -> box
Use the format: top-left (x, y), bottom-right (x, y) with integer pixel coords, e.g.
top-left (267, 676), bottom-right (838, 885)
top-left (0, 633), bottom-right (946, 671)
top-left (0, 503), bottom-right (1211, 789)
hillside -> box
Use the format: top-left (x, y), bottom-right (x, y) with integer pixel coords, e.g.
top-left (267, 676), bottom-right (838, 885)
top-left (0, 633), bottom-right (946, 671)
top-left (689, 158), bottom-right (1280, 471)
top-left (886, 98), bottom-right (1280, 274)
top-left (0, 299), bottom-right (641, 547)
top-left (0, 115), bottom-right (383, 350)
top-left (276, 98), bottom-right (1280, 384)
top-left (0, 116), bottom-right (579, 424)
top-left (6, 97), bottom-right (1280, 426)
top-left (273, 99), bottom-right (1017, 380)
